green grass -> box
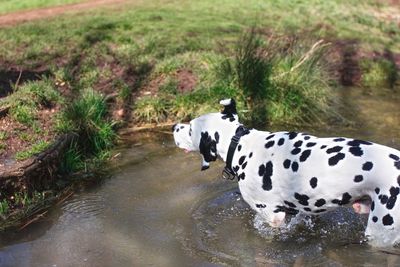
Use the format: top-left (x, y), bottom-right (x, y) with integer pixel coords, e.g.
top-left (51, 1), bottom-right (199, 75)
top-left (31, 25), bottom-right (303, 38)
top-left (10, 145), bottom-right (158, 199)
top-left (15, 140), bottom-right (50, 160)
top-left (0, 0), bottom-right (83, 14)
top-left (58, 89), bottom-right (116, 155)
top-left (1, 79), bottom-right (62, 126)
top-left (0, 0), bottom-right (398, 126)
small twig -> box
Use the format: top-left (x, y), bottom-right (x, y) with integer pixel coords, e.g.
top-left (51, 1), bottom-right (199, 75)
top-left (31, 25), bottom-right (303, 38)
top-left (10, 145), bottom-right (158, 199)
top-left (55, 191), bottom-right (74, 206)
top-left (14, 69), bottom-right (23, 91)
top-left (18, 210), bottom-right (48, 230)
top-left (119, 122), bottom-right (176, 135)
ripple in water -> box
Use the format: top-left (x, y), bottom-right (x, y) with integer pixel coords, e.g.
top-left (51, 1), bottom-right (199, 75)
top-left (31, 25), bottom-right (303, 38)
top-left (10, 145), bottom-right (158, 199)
top-left (60, 193), bottom-right (106, 223)
top-left (186, 187), bottom-right (400, 266)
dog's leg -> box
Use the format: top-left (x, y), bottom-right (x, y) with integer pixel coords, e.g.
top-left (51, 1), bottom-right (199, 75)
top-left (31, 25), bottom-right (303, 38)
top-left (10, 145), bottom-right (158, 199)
top-left (365, 191), bottom-right (400, 247)
top-left (258, 209), bottom-right (286, 227)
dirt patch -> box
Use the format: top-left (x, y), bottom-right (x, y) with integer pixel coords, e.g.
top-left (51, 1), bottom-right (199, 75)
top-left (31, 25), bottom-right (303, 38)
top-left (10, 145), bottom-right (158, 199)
top-left (138, 68), bottom-right (197, 98)
top-left (327, 40), bottom-right (362, 86)
top-left (176, 69), bottom-right (197, 93)
top-left (0, 0), bottom-right (129, 27)
top-left (0, 68), bottom-right (50, 97)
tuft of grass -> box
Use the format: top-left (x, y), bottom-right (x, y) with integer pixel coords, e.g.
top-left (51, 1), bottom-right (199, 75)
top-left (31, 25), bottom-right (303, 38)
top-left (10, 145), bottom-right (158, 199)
top-left (59, 142), bottom-right (84, 174)
top-left (15, 140), bottom-right (50, 161)
top-left (133, 97), bottom-right (171, 123)
top-left (0, 199), bottom-right (9, 216)
top-left (3, 80), bottom-right (62, 126)
top-left (360, 57), bottom-right (398, 89)
top-left (59, 89), bottom-right (116, 155)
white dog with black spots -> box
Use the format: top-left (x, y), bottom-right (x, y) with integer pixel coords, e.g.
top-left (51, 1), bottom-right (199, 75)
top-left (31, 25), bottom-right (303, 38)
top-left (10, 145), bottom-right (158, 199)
top-left (172, 99), bottom-right (400, 247)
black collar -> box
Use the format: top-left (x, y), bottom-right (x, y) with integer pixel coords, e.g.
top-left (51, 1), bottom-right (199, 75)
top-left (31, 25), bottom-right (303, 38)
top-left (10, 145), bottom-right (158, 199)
top-left (222, 126), bottom-right (249, 180)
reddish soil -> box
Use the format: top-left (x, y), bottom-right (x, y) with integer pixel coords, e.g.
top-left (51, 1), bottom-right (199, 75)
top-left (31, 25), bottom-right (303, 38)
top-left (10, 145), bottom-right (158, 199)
top-left (138, 69), bottom-right (198, 98)
top-left (0, 0), bottom-right (129, 27)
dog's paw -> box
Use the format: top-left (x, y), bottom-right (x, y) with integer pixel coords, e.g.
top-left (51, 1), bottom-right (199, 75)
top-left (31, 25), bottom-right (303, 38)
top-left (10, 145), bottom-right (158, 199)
top-left (269, 212), bottom-right (286, 227)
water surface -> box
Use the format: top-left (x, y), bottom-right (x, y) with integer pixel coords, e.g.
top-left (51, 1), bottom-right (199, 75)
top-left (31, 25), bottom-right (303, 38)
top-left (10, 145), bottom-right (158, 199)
top-left (0, 87), bottom-right (400, 266)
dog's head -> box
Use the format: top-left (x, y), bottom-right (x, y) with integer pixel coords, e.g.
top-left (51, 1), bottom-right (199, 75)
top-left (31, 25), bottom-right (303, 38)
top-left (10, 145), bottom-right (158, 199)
top-left (172, 98), bottom-right (239, 170)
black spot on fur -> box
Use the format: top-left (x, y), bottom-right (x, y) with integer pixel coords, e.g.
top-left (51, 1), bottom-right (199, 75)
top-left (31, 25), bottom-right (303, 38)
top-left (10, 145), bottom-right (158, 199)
top-left (274, 205), bottom-right (299, 215)
top-left (306, 142), bottom-right (316, 147)
top-left (347, 139), bottom-right (373, 146)
top-left (238, 156), bottom-right (246, 165)
top-left (327, 146), bottom-right (343, 154)
top-left (199, 132), bottom-right (217, 163)
top-left (265, 141), bottom-right (275, 149)
top-left (386, 196), bottom-right (397, 210)
top-left (304, 207), bottom-right (312, 212)
top-left (371, 201), bottom-right (375, 211)
top-left (390, 187), bottom-right (400, 196)
top-left (214, 132), bottom-right (220, 143)
top-left (283, 159), bottom-right (291, 169)
top-left (237, 173), bottom-right (246, 180)
top-left (375, 188), bottom-right (380, 194)
top-left (241, 162), bottom-right (248, 169)
top-left (395, 161), bottom-right (400, 170)
top-left (287, 132), bottom-right (298, 140)
top-left (291, 148), bottom-right (301, 155)
top-left (334, 138), bottom-right (346, 142)
top-left (315, 199), bottom-right (326, 207)
top-left (349, 146), bottom-right (363, 157)
top-left (304, 136), bottom-right (311, 140)
top-left (380, 195), bottom-right (388, 204)
top-left (294, 193), bottom-right (309, 206)
top-left (299, 150), bottom-right (311, 162)
top-left (372, 216), bottom-right (378, 223)
top-left (328, 153), bottom-right (346, 166)
top-left (354, 175), bottom-right (363, 183)
top-left (233, 166), bottom-right (240, 172)
top-left (256, 204), bottom-right (266, 208)
top-left (382, 214), bottom-right (394, 226)
top-left (332, 192), bottom-right (352, 205)
top-left (362, 161), bottom-right (373, 171)
top-left (238, 145), bottom-right (242, 151)
top-left (294, 140), bottom-right (303, 147)
top-left (249, 152), bottom-right (253, 158)
top-left (284, 201), bottom-right (297, 208)
top-left (310, 177), bottom-right (318, 189)
top-left (260, 161), bottom-right (273, 191)
top-left (389, 154), bottom-right (400, 161)
top-left (386, 187), bottom-right (400, 209)
top-left (266, 134), bottom-right (275, 140)
top-left (278, 138), bottom-right (285, 146)
top-left (221, 114), bottom-right (235, 122)
top-left (320, 145), bottom-right (327, 149)
top-left (291, 161), bottom-right (299, 172)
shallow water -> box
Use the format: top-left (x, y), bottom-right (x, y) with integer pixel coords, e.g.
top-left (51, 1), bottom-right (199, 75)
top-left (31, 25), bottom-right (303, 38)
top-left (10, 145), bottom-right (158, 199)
top-left (0, 87), bottom-right (400, 266)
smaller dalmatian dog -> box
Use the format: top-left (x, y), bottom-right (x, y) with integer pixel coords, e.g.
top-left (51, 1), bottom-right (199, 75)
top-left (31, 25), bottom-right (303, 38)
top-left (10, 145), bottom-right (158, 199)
top-left (172, 98), bottom-right (400, 247)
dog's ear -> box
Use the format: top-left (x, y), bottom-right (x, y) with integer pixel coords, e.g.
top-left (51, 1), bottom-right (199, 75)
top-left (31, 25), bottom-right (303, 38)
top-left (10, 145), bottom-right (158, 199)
top-left (199, 131), bottom-right (217, 171)
top-left (220, 98), bottom-right (237, 115)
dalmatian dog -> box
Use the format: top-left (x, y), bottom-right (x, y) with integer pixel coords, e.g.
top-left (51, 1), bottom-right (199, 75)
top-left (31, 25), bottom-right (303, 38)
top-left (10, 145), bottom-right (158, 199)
top-left (172, 98), bottom-right (400, 247)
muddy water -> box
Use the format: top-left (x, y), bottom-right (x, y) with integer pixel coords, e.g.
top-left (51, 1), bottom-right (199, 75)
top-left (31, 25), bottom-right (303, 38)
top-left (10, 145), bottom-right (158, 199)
top-left (0, 87), bottom-right (400, 266)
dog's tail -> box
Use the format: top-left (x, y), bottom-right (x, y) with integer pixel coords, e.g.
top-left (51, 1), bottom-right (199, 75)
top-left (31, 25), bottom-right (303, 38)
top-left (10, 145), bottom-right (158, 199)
top-left (220, 98), bottom-right (237, 115)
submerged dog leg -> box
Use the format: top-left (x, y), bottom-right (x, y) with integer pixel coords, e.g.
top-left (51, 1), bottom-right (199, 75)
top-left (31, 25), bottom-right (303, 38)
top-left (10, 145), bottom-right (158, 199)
top-left (352, 199), bottom-right (371, 214)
